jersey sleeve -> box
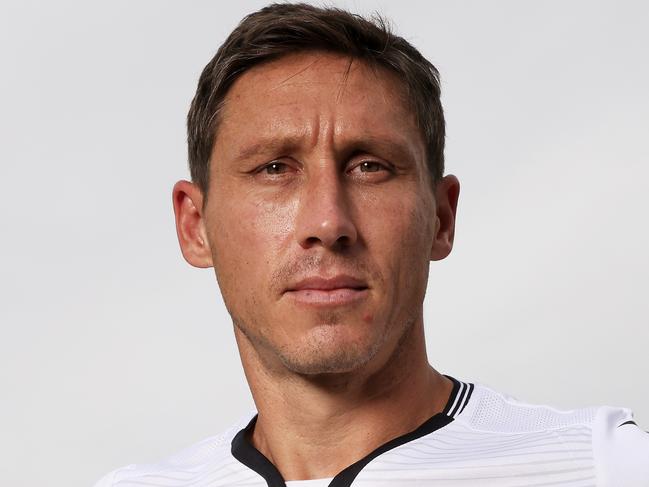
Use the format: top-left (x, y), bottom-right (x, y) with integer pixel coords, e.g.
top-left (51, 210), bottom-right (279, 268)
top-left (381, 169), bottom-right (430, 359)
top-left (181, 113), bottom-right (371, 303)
top-left (593, 406), bottom-right (649, 486)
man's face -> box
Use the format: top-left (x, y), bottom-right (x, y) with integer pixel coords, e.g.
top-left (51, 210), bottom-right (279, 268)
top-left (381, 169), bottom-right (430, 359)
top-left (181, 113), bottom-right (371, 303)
top-left (195, 52), bottom-right (452, 375)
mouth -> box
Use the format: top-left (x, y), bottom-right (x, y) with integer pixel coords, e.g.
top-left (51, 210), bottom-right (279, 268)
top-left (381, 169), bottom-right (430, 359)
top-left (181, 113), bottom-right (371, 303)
top-left (284, 275), bottom-right (369, 307)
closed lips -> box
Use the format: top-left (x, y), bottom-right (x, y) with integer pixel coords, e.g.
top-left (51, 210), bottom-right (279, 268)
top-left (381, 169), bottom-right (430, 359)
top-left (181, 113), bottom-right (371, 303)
top-left (286, 275), bottom-right (368, 292)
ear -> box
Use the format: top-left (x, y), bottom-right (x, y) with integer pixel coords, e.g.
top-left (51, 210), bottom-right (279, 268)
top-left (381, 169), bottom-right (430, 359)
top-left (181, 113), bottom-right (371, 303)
top-left (430, 175), bottom-right (460, 261)
top-left (172, 180), bottom-right (213, 268)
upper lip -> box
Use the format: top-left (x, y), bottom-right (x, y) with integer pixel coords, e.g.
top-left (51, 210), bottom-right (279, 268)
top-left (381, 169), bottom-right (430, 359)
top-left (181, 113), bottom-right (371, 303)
top-left (286, 275), bottom-right (368, 292)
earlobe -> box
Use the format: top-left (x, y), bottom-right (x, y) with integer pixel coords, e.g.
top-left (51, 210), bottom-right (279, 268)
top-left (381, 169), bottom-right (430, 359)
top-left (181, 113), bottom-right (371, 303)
top-left (172, 180), bottom-right (214, 268)
top-left (430, 175), bottom-right (460, 261)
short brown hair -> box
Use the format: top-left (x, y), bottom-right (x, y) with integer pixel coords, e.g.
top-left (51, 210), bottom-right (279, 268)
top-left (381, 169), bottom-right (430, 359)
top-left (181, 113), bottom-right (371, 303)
top-left (187, 2), bottom-right (445, 196)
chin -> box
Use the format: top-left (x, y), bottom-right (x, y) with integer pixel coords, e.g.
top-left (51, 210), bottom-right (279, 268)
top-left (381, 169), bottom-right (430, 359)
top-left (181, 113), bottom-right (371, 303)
top-left (278, 349), bottom-right (376, 376)
top-left (276, 324), bottom-right (386, 376)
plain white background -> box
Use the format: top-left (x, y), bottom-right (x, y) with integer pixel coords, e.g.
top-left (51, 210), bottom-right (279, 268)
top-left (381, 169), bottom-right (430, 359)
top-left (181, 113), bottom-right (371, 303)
top-left (1, 1), bottom-right (647, 486)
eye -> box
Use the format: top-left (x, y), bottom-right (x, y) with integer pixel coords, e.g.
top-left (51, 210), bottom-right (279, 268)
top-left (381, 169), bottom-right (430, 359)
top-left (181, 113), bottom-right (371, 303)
top-left (349, 160), bottom-right (393, 178)
top-left (261, 161), bottom-right (290, 175)
top-left (252, 160), bottom-right (298, 179)
top-left (358, 161), bottom-right (385, 173)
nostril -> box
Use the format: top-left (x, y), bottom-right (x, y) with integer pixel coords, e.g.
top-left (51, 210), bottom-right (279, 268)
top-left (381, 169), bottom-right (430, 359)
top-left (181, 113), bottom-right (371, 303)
top-left (296, 200), bottom-right (359, 249)
top-left (304, 236), bottom-right (321, 246)
top-left (336, 234), bottom-right (352, 245)
top-left (301, 233), bottom-right (355, 251)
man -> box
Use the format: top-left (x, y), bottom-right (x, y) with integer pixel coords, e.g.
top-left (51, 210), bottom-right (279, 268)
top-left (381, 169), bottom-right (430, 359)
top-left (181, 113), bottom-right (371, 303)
top-left (95, 3), bottom-right (649, 486)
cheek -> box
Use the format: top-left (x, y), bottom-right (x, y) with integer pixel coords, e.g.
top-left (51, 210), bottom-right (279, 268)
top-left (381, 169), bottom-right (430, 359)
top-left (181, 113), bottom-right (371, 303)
top-left (208, 194), bottom-right (296, 299)
top-left (359, 189), bottom-right (433, 256)
top-left (357, 190), bottom-right (433, 299)
top-left (249, 197), bottom-right (296, 246)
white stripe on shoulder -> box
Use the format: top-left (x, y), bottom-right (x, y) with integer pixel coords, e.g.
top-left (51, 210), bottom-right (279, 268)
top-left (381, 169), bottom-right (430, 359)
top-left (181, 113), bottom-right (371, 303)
top-left (446, 381), bottom-right (466, 418)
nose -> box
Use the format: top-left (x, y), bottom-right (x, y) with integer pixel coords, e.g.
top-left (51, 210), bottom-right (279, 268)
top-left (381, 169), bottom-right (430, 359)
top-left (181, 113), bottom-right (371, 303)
top-left (295, 167), bottom-right (358, 251)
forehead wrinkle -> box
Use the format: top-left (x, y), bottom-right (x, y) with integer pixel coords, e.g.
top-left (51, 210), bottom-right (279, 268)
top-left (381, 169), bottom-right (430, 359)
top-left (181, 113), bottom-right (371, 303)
top-left (220, 53), bottom-right (419, 167)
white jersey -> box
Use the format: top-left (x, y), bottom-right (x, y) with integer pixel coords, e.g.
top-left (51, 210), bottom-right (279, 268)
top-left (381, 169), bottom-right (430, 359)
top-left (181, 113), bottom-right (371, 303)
top-left (94, 378), bottom-right (649, 486)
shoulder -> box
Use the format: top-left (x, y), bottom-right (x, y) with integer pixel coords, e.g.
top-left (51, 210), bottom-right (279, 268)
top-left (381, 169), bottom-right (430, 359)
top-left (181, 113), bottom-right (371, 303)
top-left (458, 382), bottom-right (601, 432)
top-left (92, 415), bottom-right (259, 487)
top-left (592, 405), bottom-right (649, 486)
top-left (458, 383), bottom-right (649, 486)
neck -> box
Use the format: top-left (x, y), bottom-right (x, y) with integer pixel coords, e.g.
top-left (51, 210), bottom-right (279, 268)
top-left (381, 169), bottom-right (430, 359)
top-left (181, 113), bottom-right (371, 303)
top-left (235, 320), bottom-right (453, 481)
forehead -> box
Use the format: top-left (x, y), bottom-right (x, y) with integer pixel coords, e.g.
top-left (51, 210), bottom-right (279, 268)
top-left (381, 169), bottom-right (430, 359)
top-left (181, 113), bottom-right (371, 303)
top-left (213, 51), bottom-right (423, 161)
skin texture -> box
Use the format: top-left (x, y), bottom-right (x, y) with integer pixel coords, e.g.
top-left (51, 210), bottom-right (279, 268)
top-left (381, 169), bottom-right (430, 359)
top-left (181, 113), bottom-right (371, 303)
top-left (173, 52), bottom-right (460, 480)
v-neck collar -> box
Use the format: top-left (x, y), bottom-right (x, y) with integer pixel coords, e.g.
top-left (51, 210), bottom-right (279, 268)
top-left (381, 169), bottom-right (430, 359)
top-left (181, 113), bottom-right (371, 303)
top-left (231, 376), bottom-right (473, 487)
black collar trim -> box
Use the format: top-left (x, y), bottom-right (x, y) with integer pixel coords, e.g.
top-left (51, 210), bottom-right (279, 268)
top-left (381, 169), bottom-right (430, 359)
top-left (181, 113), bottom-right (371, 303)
top-left (231, 376), bottom-right (472, 487)
top-left (442, 376), bottom-right (474, 419)
top-left (231, 415), bottom-right (285, 487)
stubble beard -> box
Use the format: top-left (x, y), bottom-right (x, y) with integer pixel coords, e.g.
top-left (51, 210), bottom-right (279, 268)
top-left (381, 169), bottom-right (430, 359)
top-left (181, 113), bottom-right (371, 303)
top-left (233, 308), bottom-right (417, 377)
top-left (222, 251), bottom-right (419, 377)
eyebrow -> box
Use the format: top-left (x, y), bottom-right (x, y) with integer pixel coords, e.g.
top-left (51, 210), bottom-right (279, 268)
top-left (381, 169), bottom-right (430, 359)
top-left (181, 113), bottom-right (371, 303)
top-left (233, 137), bottom-right (302, 164)
top-left (345, 134), bottom-right (420, 165)
top-left (232, 133), bottom-right (421, 166)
